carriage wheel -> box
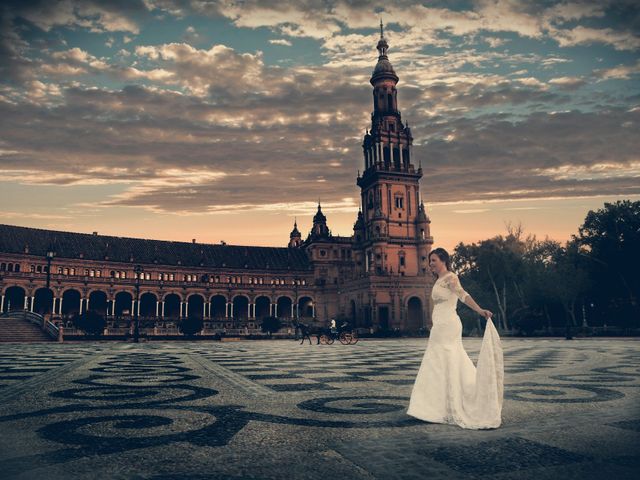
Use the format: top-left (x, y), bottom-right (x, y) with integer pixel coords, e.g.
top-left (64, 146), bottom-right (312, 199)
top-left (349, 331), bottom-right (359, 344)
top-left (339, 332), bottom-right (351, 345)
top-left (320, 334), bottom-right (333, 345)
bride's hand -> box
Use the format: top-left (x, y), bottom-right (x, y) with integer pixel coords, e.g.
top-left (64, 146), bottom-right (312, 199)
top-left (481, 309), bottom-right (493, 319)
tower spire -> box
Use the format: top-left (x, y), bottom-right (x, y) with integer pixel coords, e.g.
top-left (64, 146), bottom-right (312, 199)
top-left (376, 20), bottom-right (389, 58)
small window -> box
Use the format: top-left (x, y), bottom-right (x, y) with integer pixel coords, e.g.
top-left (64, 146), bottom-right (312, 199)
top-left (400, 257), bottom-right (406, 267)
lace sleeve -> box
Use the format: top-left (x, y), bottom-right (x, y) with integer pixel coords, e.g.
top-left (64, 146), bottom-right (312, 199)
top-left (443, 273), bottom-right (470, 302)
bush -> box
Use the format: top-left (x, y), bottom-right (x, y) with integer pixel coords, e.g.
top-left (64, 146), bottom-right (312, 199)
top-left (73, 310), bottom-right (106, 336)
top-left (179, 315), bottom-right (204, 336)
top-left (261, 316), bottom-right (281, 337)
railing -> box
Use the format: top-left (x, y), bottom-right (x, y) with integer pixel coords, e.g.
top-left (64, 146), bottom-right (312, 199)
top-left (1, 271), bottom-right (311, 288)
top-left (45, 320), bottom-right (61, 341)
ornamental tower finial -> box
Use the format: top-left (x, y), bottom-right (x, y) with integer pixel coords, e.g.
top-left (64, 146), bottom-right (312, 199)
top-left (376, 19), bottom-right (389, 58)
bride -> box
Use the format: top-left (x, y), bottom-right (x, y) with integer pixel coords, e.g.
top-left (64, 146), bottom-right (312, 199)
top-left (407, 248), bottom-right (503, 429)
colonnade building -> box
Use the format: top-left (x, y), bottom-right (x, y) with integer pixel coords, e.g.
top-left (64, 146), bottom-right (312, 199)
top-left (0, 26), bottom-right (434, 333)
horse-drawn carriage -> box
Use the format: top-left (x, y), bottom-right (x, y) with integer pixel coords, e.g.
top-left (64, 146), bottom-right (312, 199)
top-left (294, 320), bottom-right (359, 345)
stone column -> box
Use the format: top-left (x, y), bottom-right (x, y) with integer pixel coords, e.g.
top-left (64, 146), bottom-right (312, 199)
top-left (156, 301), bottom-right (159, 317)
top-left (86, 298), bottom-right (90, 312)
top-left (203, 303), bottom-right (207, 318)
top-left (248, 302), bottom-right (253, 319)
top-left (59, 297), bottom-right (64, 315)
top-left (180, 301), bottom-right (184, 318)
top-left (161, 301), bottom-right (165, 318)
top-left (30, 296), bottom-right (35, 312)
top-left (130, 299), bottom-right (135, 316)
top-left (24, 296), bottom-right (28, 310)
top-left (0, 295), bottom-right (4, 313)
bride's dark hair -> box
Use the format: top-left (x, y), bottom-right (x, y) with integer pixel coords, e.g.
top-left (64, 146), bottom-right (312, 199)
top-left (429, 248), bottom-right (452, 271)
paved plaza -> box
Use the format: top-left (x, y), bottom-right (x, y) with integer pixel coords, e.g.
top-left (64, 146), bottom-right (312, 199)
top-left (0, 338), bottom-right (638, 480)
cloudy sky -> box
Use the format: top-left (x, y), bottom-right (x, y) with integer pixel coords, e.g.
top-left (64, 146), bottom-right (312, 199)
top-left (1, 0), bottom-right (638, 251)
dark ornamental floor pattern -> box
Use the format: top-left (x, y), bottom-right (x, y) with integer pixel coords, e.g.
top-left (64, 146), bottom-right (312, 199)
top-left (0, 338), bottom-right (637, 479)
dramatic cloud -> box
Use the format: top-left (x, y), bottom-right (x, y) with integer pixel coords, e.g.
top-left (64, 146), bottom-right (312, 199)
top-left (0, 0), bottom-right (638, 243)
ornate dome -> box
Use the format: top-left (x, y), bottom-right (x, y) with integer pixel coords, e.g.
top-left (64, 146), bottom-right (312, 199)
top-left (373, 57), bottom-right (396, 76)
top-left (290, 220), bottom-right (301, 238)
top-left (313, 204), bottom-right (326, 224)
top-left (370, 21), bottom-right (398, 84)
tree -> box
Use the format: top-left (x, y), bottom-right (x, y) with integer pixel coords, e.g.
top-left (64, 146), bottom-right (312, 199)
top-left (179, 315), bottom-right (204, 336)
top-left (73, 310), bottom-right (106, 336)
top-left (453, 230), bottom-right (531, 331)
top-left (545, 241), bottom-right (591, 334)
top-left (261, 316), bottom-right (281, 337)
top-left (576, 200), bottom-right (640, 328)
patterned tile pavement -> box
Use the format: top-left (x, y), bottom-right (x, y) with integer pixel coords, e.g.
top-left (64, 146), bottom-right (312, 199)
top-left (0, 338), bottom-right (638, 479)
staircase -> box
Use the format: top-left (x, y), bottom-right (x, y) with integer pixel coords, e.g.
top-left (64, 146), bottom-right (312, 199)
top-left (0, 311), bottom-right (54, 342)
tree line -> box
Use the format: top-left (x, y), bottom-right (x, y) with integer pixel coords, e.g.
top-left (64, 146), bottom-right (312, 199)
top-left (451, 200), bottom-right (639, 336)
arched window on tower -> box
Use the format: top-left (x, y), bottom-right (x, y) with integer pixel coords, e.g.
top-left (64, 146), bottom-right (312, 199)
top-left (387, 93), bottom-right (393, 111)
top-left (403, 148), bottom-right (410, 167)
top-left (383, 145), bottom-right (390, 167)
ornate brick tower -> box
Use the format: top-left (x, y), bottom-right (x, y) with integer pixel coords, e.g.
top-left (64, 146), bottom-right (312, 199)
top-left (350, 21), bottom-right (434, 331)
top-left (356, 22), bottom-right (432, 277)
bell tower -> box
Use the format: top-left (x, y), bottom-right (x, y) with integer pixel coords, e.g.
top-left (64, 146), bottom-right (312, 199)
top-left (355, 21), bottom-right (433, 277)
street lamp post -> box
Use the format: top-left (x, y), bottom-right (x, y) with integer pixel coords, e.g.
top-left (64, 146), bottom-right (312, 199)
top-left (45, 248), bottom-right (56, 317)
top-left (294, 278), bottom-right (299, 323)
top-left (45, 248), bottom-right (56, 289)
top-left (133, 265), bottom-right (143, 343)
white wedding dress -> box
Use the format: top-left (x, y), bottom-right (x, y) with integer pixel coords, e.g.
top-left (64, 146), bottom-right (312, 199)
top-left (407, 271), bottom-right (504, 429)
